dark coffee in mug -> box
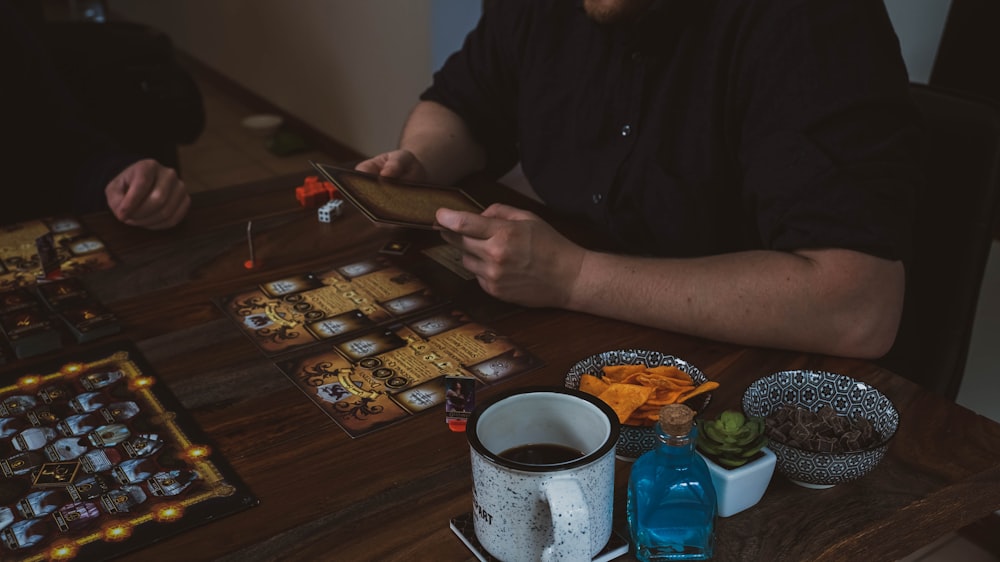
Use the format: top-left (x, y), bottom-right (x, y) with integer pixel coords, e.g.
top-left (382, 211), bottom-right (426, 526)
top-left (499, 443), bottom-right (586, 465)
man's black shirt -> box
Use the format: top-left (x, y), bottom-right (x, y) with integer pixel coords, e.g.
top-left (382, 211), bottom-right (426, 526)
top-left (422, 0), bottom-right (919, 260)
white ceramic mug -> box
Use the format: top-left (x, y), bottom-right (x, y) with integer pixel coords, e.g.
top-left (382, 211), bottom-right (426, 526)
top-left (467, 387), bottom-right (620, 562)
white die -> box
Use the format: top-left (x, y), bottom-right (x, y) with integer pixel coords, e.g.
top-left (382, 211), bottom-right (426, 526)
top-left (317, 199), bottom-right (343, 223)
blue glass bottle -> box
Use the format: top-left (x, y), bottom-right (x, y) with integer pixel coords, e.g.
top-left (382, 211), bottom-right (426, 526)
top-left (627, 404), bottom-right (717, 561)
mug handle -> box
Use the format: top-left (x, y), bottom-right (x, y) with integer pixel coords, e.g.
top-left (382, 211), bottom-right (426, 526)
top-left (539, 477), bottom-right (591, 562)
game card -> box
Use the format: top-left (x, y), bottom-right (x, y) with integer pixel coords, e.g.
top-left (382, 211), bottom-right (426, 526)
top-left (305, 310), bottom-right (375, 340)
top-left (421, 244), bottom-right (477, 281)
top-left (335, 329), bottom-right (409, 362)
top-left (311, 162), bottom-right (484, 229)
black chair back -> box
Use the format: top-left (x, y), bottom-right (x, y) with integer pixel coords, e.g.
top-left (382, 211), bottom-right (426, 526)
top-left (882, 84), bottom-right (1000, 399)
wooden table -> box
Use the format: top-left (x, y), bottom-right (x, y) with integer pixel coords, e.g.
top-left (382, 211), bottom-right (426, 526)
top-left (4, 170), bottom-right (1000, 561)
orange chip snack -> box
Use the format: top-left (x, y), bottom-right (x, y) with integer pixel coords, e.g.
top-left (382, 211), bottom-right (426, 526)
top-left (579, 373), bottom-right (611, 396)
top-left (635, 372), bottom-right (690, 390)
top-left (646, 365), bottom-right (692, 379)
top-left (601, 364), bottom-right (648, 382)
top-left (577, 362), bottom-right (718, 426)
top-left (643, 389), bottom-right (684, 406)
top-left (677, 381), bottom-right (720, 403)
top-left (599, 383), bottom-right (656, 424)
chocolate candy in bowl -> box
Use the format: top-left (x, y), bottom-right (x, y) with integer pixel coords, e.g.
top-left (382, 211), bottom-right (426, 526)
top-left (565, 349), bottom-right (712, 461)
top-left (742, 370), bottom-right (899, 489)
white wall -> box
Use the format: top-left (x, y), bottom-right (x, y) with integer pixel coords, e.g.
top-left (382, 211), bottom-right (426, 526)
top-left (109, 0), bottom-right (950, 158)
top-left (431, 0), bottom-right (481, 72)
top-left (109, 0), bottom-right (442, 158)
top-left (884, 0), bottom-right (952, 83)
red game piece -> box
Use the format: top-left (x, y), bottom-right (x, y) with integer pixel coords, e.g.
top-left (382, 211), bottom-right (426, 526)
top-left (295, 176), bottom-right (330, 208)
top-left (323, 180), bottom-right (338, 200)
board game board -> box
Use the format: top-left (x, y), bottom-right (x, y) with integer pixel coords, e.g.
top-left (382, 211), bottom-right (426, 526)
top-left (0, 344), bottom-right (257, 561)
top-left (218, 257), bottom-right (543, 438)
top-left (216, 256), bottom-right (448, 357)
top-left (275, 309), bottom-right (542, 437)
top-left (0, 218), bottom-right (115, 291)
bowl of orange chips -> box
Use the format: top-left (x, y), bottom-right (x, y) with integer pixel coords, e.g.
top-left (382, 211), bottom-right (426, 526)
top-left (565, 349), bottom-right (717, 461)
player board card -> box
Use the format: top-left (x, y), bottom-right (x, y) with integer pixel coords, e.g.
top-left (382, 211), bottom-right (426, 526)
top-left (53, 300), bottom-right (121, 344)
top-left (35, 278), bottom-right (91, 308)
top-left (0, 279), bottom-right (121, 361)
top-left (0, 289), bottom-right (39, 316)
top-left (310, 162), bottom-right (484, 229)
top-left (217, 257), bottom-right (449, 356)
top-left (0, 218), bottom-right (115, 291)
top-left (276, 309), bottom-right (542, 438)
top-left (421, 244), bottom-right (476, 281)
top-left (0, 306), bottom-right (62, 359)
top-left (33, 278), bottom-right (121, 344)
top-left (0, 343), bottom-right (258, 560)
top-left (378, 240), bottom-right (412, 256)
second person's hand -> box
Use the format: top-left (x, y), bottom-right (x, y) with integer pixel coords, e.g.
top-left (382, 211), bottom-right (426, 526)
top-left (105, 159), bottom-right (191, 230)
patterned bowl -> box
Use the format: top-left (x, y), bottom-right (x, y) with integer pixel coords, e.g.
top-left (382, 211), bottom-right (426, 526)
top-left (565, 349), bottom-right (712, 461)
top-left (742, 370), bottom-right (899, 489)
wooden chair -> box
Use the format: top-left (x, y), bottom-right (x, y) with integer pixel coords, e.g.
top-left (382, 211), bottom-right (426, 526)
top-left (880, 83), bottom-right (1000, 400)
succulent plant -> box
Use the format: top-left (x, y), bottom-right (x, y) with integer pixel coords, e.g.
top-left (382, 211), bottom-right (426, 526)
top-left (696, 410), bottom-right (768, 468)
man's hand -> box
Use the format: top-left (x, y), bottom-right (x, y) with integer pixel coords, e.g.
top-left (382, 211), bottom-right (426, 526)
top-left (435, 203), bottom-right (586, 308)
top-left (354, 149), bottom-right (429, 182)
top-left (355, 101), bottom-right (487, 186)
top-left (105, 159), bottom-right (190, 230)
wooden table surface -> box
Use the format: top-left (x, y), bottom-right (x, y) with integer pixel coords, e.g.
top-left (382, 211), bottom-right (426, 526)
top-left (4, 170), bottom-right (1000, 561)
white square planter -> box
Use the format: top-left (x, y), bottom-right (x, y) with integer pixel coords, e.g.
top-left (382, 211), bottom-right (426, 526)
top-left (698, 447), bottom-right (776, 517)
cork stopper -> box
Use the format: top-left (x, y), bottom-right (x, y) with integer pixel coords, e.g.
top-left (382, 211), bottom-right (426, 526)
top-left (658, 403), bottom-right (695, 436)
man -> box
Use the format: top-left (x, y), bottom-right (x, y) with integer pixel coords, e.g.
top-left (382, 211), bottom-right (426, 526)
top-left (1, 0), bottom-right (190, 230)
top-left (357, 0), bottom-right (919, 360)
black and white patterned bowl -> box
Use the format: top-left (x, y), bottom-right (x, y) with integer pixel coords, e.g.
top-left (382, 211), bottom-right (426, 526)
top-left (742, 370), bottom-right (899, 489)
top-left (565, 349), bottom-right (712, 461)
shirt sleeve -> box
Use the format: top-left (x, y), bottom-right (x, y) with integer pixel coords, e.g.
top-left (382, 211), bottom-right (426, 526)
top-left (419, 0), bottom-right (524, 179)
top-left (734, 0), bottom-right (918, 262)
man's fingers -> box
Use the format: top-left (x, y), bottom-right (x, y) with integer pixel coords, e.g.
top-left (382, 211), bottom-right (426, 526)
top-left (480, 203), bottom-right (536, 222)
top-left (435, 208), bottom-right (500, 240)
top-left (354, 150), bottom-right (426, 182)
top-left (355, 153), bottom-right (392, 176)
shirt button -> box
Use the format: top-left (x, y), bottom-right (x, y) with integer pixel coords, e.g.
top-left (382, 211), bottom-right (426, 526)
top-left (592, 193), bottom-right (603, 204)
top-left (620, 124), bottom-right (632, 137)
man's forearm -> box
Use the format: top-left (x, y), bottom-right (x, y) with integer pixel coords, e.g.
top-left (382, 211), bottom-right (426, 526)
top-left (567, 248), bottom-right (905, 359)
top-left (399, 101), bottom-right (487, 185)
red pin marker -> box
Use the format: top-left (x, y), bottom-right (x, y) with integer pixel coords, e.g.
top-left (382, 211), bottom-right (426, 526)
top-left (244, 220), bottom-right (256, 269)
